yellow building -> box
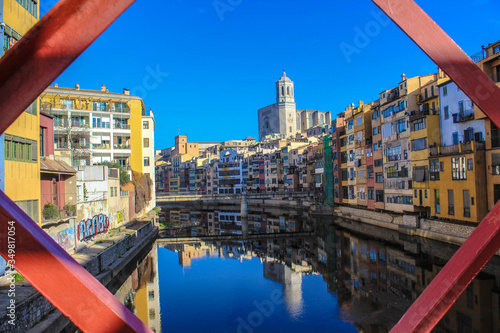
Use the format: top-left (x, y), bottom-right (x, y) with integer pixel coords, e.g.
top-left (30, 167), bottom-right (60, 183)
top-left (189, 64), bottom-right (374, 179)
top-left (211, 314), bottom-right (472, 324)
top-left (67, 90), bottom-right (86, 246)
top-left (428, 142), bottom-right (487, 223)
top-left (39, 85), bottom-right (152, 174)
top-left (475, 40), bottom-right (500, 211)
top-left (1, 0), bottom-right (41, 223)
top-left (410, 74), bottom-right (440, 214)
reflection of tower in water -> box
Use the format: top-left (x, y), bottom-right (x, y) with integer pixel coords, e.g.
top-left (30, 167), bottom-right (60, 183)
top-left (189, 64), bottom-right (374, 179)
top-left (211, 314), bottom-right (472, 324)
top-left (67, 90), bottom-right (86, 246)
top-left (263, 259), bottom-right (304, 319)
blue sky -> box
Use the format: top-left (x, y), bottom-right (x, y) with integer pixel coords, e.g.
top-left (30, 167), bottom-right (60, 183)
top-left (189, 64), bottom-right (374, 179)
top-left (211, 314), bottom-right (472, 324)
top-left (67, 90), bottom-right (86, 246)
top-left (44, 0), bottom-right (500, 149)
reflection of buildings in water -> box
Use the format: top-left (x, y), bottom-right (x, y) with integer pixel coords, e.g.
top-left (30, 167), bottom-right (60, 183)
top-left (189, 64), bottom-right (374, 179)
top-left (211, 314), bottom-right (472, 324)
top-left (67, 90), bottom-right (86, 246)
top-left (114, 245), bottom-right (162, 332)
top-left (263, 258), bottom-right (304, 319)
top-left (178, 242), bottom-right (217, 267)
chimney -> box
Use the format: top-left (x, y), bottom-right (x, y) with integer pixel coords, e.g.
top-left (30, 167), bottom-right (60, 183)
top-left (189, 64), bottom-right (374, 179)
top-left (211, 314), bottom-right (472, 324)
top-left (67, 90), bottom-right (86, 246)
top-left (101, 84), bottom-right (106, 92)
top-left (123, 88), bottom-right (130, 95)
top-left (402, 73), bottom-right (407, 81)
top-left (54, 83), bottom-right (59, 88)
top-left (75, 83), bottom-right (80, 90)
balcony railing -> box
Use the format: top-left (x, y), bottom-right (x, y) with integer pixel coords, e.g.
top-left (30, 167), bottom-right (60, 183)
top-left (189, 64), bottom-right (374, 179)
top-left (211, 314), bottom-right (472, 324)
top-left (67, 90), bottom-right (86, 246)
top-left (452, 111), bottom-right (475, 123)
top-left (42, 102), bottom-right (131, 114)
top-left (409, 109), bottom-right (438, 122)
top-left (113, 123), bottom-right (130, 129)
top-left (92, 123), bottom-right (110, 129)
top-left (113, 144), bottom-right (130, 149)
top-left (430, 141), bottom-right (485, 156)
top-left (92, 143), bottom-right (111, 149)
top-left (387, 170), bottom-right (409, 178)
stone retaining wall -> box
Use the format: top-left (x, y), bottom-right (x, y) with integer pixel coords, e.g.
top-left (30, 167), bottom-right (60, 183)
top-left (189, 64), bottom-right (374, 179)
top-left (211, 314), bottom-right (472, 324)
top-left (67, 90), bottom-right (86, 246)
top-left (0, 222), bottom-right (156, 333)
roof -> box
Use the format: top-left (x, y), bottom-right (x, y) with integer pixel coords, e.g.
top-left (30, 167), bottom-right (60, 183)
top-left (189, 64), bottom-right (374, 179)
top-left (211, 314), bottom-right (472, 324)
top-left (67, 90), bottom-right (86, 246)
top-left (244, 136), bottom-right (255, 141)
top-left (40, 158), bottom-right (77, 174)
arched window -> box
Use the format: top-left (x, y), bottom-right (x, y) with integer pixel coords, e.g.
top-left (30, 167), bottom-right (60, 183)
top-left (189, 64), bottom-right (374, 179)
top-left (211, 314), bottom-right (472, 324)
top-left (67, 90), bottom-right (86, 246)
top-left (281, 86), bottom-right (284, 96)
top-left (308, 114), bottom-right (313, 127)
top-left (287, 87), bottom-right (290, 96)
top-left (289, 126), bottom-right (292, 132)
top-left (320, 114), bottom-right (324, 125)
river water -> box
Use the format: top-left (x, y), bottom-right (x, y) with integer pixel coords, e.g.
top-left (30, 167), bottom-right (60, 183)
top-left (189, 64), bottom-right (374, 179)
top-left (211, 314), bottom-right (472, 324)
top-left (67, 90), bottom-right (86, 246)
top-left (116, 208), bottom-right (500, 333)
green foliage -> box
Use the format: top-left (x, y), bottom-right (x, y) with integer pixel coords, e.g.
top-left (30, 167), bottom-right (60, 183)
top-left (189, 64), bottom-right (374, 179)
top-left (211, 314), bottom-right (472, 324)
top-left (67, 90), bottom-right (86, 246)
top-left (64, 202), bottom-right (76, 216)
top-left (98, 161), bottom-right (130, 185)
top-left (14, 273), bottom-right (25, 282)
top-left (42, 203), bottom-right (59, 219)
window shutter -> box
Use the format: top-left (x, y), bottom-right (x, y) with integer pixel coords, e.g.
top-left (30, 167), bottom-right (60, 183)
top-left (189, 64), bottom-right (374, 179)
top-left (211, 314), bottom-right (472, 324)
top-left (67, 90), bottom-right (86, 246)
top-left (32, 141), bottom-right (38, 161)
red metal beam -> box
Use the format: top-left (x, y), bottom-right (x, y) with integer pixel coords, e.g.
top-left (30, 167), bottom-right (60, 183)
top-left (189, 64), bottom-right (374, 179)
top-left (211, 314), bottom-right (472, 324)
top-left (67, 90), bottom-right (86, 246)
top-left (0, 0), bottom-right (136, 135)
top-left (0, 0), bottom-right (154, 331)
top-left (371, 0), bottom-right (500, 332)
top-left (0, 191), bottom-right (152, 332)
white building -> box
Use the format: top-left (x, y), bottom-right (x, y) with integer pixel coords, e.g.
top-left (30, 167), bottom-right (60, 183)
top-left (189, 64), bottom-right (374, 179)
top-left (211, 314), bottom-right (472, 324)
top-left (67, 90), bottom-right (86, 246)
top-left (439, 80), bottom-right (485, 146)
top-left (258, 71), bottom-right (331, 141)
top-left (142, 111), bottom-right (156, 213)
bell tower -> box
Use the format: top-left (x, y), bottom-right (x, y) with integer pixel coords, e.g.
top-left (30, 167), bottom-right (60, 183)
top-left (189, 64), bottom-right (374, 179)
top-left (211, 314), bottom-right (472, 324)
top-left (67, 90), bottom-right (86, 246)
top-left (276, 70), bottom-right (295, 104)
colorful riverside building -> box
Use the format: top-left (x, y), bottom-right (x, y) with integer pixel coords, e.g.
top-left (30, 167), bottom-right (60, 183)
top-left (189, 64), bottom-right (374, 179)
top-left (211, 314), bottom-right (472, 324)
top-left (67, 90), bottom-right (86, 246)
top-left (40, 85), bottom-right (156, 213)
top-left (332, 114), bottom-right (345, 204)
top-left (427, 68), bottom-right (488, 223)
top-left (353, 101), bottom-right (373, 208)
top-left (380, 74), bottom-right (436, 213)
top-left (370, 101), bottom-right (385, 210)
top-left (476, 41), bottom-right (500, 211)
top-left (343, 105), bottom-right (357, 205)
top-left (1, 0), bottom-right (41, 223)
top-left (410, 74), bottom-right (440, 215)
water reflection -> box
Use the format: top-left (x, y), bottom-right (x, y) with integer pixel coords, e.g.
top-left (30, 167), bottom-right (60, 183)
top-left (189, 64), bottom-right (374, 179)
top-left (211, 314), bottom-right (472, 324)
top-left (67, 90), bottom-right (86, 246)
top-left (125, 207), bottom-right (500, 332)
top-left (114, 244), bottom-right (161, 333)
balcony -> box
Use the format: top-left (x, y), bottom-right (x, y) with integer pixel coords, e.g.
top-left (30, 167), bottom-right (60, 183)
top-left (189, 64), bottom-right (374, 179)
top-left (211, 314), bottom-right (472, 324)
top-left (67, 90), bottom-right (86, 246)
top-left (113, 123), bottom-right (131, 130)
top-left (417, 93), bottom-right (438, 105)
top-left (452, 112), bottom-right (475, 123)
top-left (113, 144), bottom-right (131, 149)
top-left (92, 123), bottom-right (111, 129)
top-left (409, 109), bottom-right (438, 122)
top-left (429, 141), bottom-right (485, 156)
top-left (92, 143), bottom-right (111, 149)
top-left (71, 120), bottom-right (90, 128)
top-left (387, 169), bottom-right (409, 179)
top-left (492, 165), bottom-right (500, 175)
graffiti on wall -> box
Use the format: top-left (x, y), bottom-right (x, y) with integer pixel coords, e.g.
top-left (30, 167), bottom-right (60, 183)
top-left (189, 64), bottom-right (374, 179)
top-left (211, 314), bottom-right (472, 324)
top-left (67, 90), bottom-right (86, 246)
top-left (49, 225), bottom-right (75, 252)
top-left (117, 210), bottom-right (124, 224)
top-left (77, 214), bottom-right (109, 242)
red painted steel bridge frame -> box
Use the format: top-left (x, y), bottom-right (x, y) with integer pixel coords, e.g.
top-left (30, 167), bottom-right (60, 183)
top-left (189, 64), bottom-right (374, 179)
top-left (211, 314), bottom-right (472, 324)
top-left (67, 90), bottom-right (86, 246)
top-left (0, 0), bottom-right (499, 332)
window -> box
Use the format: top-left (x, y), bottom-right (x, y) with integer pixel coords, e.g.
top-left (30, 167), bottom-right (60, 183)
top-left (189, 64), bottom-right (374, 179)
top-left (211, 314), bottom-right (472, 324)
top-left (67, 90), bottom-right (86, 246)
top-left (430, 159), bottom-right (440, 181)
top-left (143, 138), bottom-right (150, 148)
top-left (448, 190), bottom-right (454, 215)
top-left (368, 188), bottom-right (374, 200)
top-left (143, 121), bottom-right (149, 129)
top-left (452, 157), bottom-right (466, 180)
top-left (440, 161), bottom-right (444, 171)
top-left (411, 138), bottom-right (427, 151)
top-left (15, 200), bottom-right (39, 223)
top-left (413, 118), bottom-right (426, 131)
top-left (376, 190), bottom-right (384, 202)
top-left (376, 172), bottom-right (383, 183)
top-left (467, 158), bottom-right (473, 171)
top-left (435, 189), bottom-right (440, 214)
top-left (452, 132), bottom-right (459, 145)
top-left (458, 100), bottom-right (464, 113)
top-left (374, 159), bottom-right (383, 167)
top-left (144, 157), bottom-right (150, 166)
top-left (443, 86), bottom-right (448, 96)
top-left (4, 134), bottom-right (37, 163)
top-left (463, 190), bottom-right (471, 218)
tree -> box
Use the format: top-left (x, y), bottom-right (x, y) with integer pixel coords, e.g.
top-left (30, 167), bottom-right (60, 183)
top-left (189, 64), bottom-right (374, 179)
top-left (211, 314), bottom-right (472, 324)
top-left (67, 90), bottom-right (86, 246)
top-left (98, 161), bottom-right (130, 185)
